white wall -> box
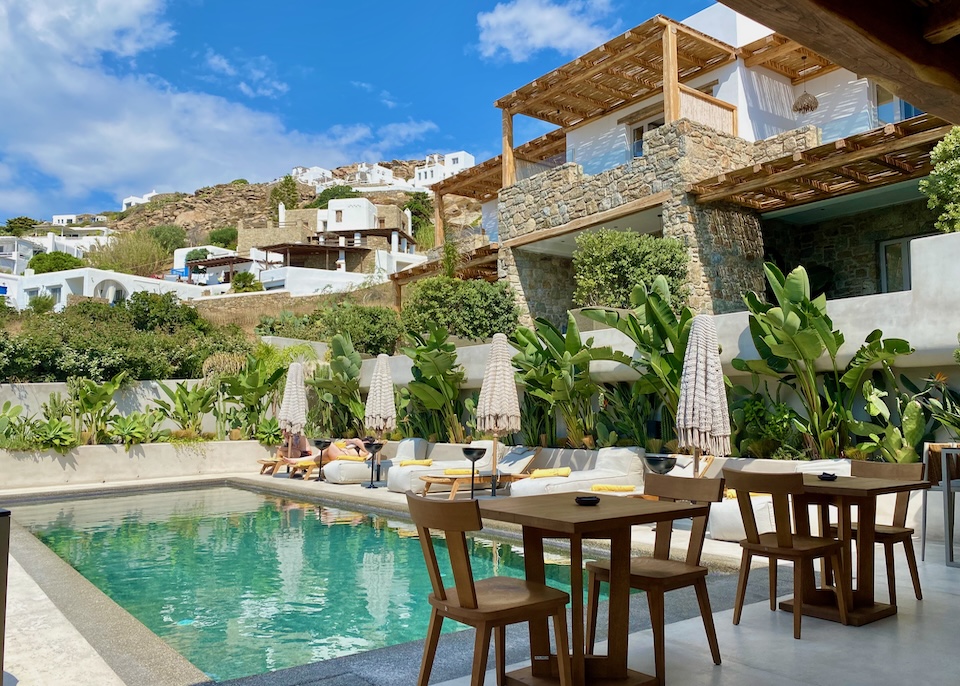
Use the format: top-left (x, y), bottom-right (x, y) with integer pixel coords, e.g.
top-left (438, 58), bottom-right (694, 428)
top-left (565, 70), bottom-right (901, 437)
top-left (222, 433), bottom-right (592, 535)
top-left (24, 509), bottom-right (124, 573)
top-left (51, 215), bottom-right (77, 226)
top-left (257, 266), bottom-right (373, 294)
top-left (172, 245), bottom-right (235, 271)
top-left (682, 3), bottom-right (772, 48)
top-left (327, 197), bottom-right (377, 231)
top-left (795, 69), bottom-right (873, 141)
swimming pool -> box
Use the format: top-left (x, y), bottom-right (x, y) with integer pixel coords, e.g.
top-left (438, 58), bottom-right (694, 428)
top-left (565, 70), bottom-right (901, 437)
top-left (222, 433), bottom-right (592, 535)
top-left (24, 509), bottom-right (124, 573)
top-left (16, 487), bottom-right (592, 681)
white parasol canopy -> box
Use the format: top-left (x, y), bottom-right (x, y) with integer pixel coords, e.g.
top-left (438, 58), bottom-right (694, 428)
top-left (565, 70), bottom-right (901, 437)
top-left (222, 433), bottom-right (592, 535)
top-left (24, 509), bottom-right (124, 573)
top-left (477, 333), bottom-right (521, 494)
top-left (477, 333), bottom-right (521, 435)
top-left (676, 314), bottom-right (731, 474)
top-left (277, 361), bottom-right (308, 436)
top-left (365, 354), bottom-right (397, 434)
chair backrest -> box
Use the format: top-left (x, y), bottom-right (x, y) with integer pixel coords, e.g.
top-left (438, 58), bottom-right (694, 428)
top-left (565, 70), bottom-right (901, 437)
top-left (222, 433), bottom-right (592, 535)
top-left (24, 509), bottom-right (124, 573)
top-left (722, 469), bottom-right (803, 548)
top-left (850, 460), bottom-right (924, 527)
top-left (645, 474), bottom-right (725, 566)
top-left (922, 442), bottom-right (960, 486)
top-left (406, 491), bottom-right (483, 609)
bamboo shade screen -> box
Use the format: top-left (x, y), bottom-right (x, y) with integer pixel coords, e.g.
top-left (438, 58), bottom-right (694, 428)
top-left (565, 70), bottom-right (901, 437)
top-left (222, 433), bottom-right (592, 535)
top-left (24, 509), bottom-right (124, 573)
top-left (680, 88), bottom-right (736, 135)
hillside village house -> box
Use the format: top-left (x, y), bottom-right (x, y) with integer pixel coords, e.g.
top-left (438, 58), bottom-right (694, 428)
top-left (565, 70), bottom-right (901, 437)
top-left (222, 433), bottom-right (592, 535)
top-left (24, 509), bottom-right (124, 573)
top-left (410, 2), bottom-right (959, 370)
top-left (411, 151), bottom-right (476, 188)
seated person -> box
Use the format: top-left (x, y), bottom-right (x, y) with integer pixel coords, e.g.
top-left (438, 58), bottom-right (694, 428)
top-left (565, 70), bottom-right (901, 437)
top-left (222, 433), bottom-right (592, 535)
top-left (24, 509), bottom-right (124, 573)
top-left (281, 437), bottom-right (371, 466)
top-left (278, 432), bottom-right (312, 459)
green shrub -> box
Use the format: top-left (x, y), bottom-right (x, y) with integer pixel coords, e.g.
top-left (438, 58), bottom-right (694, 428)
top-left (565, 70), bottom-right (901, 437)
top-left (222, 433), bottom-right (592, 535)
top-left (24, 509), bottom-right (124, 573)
top-left (315, 303), bottom-right (403, 356)
top-left (148, 224), bottom-right (186, 254)
top-left (186, 248), bottom-right (209, 262)
top-left (572, 229), bottom-right (689, 309)
top-left (229, 179), bottom-right (249, 185)
top-left (232, 271), bottom-right (263, 292)
top-left (208, 226), bottom-right (237, 248)
top-left (28, 295), bottom-right (56, 314)
top-left (304, 184), bottom-right (361, 209)
top-left (85, 229), bottom-right (168, 276)
top-left (2, 216), bottom-right (40, 237)
top-left (269, 175), bottom-right (300, 220)
top-left (920, 126), bottom-right (960, 232)
top-left (402, 276), bottom-right (519, 340)
top-left (123, 292), bottom-right (208, 333)
top-left (28, 251), bottom-right (84, 274)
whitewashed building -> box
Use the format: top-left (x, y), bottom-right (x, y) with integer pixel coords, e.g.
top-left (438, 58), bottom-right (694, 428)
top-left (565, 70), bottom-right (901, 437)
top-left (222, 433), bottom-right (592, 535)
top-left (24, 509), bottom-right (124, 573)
top-left (121, 190), bottom-right (159, 211)
top-left (412, 152), bottom-right (475, 188)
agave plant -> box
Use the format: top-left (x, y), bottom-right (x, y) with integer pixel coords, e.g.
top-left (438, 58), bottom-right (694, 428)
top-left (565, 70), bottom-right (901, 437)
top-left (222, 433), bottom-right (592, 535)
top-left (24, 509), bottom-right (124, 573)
top-left (34, 417), bottom-right (78, 454)
top-left (109, 410), bottom-right (169, 449)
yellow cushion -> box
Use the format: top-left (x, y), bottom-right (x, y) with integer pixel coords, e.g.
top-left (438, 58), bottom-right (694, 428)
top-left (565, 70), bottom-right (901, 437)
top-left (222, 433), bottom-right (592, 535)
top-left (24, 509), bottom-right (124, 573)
top-left (295, 459), bottom-right (319, 468)
top-left (334, 454), bottom-right (367, 462)
top-left (591, 484), bottom-right (635, 492)
top-left (444, 468), bottom-right (474, 476)
top-left (400, 459), bottom-right (432, 467)
top-left (334, 440), bottom-right (348, 449)
top-left (530, 467), bottom-right (572, 479)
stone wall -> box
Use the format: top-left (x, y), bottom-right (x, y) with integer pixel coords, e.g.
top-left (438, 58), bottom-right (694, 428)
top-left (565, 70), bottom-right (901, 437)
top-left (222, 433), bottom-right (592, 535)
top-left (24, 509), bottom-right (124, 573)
top-left (497, 118), bottom-right (821, 320)
top-left (236, 217), bottom-right (311, 255)
top-left (500, 247), bottom-right (576, 327)
top-left (763, 198), bottom-right (938, 298)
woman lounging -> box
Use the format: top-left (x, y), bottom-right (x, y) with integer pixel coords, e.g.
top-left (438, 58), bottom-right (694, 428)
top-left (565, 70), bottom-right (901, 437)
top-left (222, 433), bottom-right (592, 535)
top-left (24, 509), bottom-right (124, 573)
top-left (280, 437), bottom-right (371, 468)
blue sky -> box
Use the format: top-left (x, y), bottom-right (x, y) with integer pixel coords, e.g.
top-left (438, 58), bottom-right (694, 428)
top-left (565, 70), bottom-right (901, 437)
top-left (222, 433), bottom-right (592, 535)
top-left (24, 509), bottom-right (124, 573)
top-left (0, 0), bottom-right (712, 222)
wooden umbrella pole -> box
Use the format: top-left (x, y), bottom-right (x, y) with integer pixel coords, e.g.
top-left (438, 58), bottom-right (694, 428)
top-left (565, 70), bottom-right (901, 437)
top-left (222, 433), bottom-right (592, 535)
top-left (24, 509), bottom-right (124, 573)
top-left (694, 446), bottom-right (701, 479)
top-left (490, 434), bottom-right (500, 497)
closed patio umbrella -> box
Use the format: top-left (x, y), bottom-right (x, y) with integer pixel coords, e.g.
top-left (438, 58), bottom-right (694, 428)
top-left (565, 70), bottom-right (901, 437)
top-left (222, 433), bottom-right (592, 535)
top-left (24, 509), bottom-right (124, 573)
top-left (277, 361), bottom-right (308, 458)
top-left (476, 333), bottom-right (522, 496)
top-left (676, 314), bottom-right (731, 477)
top-left (364, 354), bottom-right (396, 487)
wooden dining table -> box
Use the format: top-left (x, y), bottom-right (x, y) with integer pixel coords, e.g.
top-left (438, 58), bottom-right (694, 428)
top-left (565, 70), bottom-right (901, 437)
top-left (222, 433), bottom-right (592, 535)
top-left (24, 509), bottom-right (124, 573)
top-left (786, 473), bottom-right (929, 626)
top-left (479, 493), bottom-right (707, 686)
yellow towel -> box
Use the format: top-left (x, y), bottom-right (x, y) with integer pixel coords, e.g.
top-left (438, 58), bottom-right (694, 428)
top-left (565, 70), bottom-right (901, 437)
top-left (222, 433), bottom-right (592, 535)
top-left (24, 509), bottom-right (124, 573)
top-left (334, 440), bottom-right (347, 448)
top-left (295, 458), bottom-right (319, 468)
top-left (444, 468), bottom-right (474, 476)
top-left (591, 484), bottom-right (635, 492)
top-left (530, 467), bottom-right (572, 479)
top-left (333, 455), bottom-right (367, 462)
top-left (400, 459), bottom-right (432, 467)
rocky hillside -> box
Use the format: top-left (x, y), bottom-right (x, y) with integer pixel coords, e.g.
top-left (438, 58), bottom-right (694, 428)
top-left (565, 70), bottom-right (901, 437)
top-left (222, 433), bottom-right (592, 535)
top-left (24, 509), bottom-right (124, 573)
top-left (111, 160), bottom-right (482, 240)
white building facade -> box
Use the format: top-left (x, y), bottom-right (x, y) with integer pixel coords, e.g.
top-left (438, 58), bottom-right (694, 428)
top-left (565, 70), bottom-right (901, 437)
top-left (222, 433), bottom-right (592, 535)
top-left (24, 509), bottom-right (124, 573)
top-left (121, 190), bottom-right (159, 211)
top-left (412, 152), bottom-right (475, 188)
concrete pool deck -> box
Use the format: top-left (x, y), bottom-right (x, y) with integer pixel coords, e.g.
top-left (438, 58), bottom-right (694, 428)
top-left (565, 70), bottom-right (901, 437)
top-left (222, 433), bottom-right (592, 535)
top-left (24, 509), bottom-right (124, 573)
top-left (2, 472), bottom-right (959, 685)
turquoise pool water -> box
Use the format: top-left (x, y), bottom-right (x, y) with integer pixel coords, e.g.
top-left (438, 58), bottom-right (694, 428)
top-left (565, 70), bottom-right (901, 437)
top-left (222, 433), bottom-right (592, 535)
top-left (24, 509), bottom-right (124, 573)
top-left (17, 487), bottom-right (590, 681)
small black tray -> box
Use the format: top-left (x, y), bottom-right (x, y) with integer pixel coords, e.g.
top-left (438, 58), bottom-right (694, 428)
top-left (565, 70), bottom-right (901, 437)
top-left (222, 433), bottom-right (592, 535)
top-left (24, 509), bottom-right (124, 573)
top-left (575, 495), bottom-right (600, 506)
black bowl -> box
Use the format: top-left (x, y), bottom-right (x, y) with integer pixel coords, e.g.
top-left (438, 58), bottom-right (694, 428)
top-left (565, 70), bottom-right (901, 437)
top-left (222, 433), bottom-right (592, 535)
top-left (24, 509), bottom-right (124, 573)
top-left (643, 455), bottom-right (677, 475)
top-left (575, 495), bottom-right (600, 506)
top-left (462, 447), bottom-right (487, 461)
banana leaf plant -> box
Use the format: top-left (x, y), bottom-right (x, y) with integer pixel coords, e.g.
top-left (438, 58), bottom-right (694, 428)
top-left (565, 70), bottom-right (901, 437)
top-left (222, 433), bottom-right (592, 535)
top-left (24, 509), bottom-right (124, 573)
top-left (153, 381), bottom-right (218, 435)
top-left (222, 354), bottom-right (285, 438)
top-left (401, 326), bottom-right (467, 443)
top-left (306, 333), bottom-right (365, 437)
top-left (580, 275), bottom-right (694, 431)
top-left (733, 263), bottom-right (913, 458)
top-left (597, 381), bottom-right (653, 448)
top-left (72, 371), bottom-right (128, 444)
top-left (511, 313), bottom-right (630, 449)
top-left (849, 380), bottom-right (925, 463)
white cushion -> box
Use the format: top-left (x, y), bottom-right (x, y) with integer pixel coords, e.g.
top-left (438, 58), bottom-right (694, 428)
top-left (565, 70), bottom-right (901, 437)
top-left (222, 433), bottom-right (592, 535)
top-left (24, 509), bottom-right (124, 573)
top-left (595, 446), bottom-right (643, 473)
top-left (708, 496), bottom-right (775, 541)
top-left (386, 460), bottom-right (476, 494)
top-left (510, 468), bottom-right (637, 496)
top-left (394, 438), bottom-right (428, 461)
top-left (324, 459), bottom-right (380, 485)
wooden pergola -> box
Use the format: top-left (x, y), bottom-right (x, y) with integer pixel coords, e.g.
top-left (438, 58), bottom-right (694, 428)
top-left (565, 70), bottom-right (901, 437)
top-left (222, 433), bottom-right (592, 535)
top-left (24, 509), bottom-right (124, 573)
top-left (389, 243), bottom-right (500, 309)
top-left (719, 0), bottom-right (960, 124)
top-left (496, 15), bottom-right (737, 187)
top-left (429, 129), bottom-right (566, 245)
top-left (690, 113), bottom-right (952, 211)
top-left (739, 33), bottom-right (839, 84)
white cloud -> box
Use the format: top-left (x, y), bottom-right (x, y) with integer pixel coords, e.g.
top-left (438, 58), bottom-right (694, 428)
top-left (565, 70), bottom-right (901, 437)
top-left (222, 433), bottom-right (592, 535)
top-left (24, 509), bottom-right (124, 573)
top-left (380, 90), bottom-right (398, 109)
top-left (204, 49), bottom-right (237, 77)
top-left (351, 81), bottom-right (374, 92)
top-left (0, 1), bottom-right (437, 217)
top-left (204, 49), bottom-right (287, 98)
top-left (477, 0), bottom-right (618, 62)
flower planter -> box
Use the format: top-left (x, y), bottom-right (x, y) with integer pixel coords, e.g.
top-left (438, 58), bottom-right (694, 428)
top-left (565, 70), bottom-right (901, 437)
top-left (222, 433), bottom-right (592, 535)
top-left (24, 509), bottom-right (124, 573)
top-left (0, 441), bottom-right (275, 490)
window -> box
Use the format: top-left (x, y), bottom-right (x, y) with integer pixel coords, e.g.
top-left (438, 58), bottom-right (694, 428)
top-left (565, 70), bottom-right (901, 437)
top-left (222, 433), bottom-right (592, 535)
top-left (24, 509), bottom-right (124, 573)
top-left (47, 286), bottom-right (61, 305)
top-left (875, 84), bottom-right (924, 125)
top-left (378, 218), bottom-right (385, 228)
top-left (335, 210), bottom-right (343, 222)
top-left (451, 157), bottom-right (459, 165)
top-left (632, 118), bottom-right (664, 157)
top-left (879, 236), bottom-right (921, 292)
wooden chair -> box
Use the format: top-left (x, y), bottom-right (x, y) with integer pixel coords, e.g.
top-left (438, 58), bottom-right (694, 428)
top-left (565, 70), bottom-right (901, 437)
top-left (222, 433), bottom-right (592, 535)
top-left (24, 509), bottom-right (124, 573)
top-left (844, 460), bottom-right (924, 605)
top-left (405, 492), bottom-right (573, 686)
top-left (724, 469), bottom-right (850, 639)
top-left (920, 442), bottom-right (960, 560)
top-left (584, 474), bottom-right (725, 686)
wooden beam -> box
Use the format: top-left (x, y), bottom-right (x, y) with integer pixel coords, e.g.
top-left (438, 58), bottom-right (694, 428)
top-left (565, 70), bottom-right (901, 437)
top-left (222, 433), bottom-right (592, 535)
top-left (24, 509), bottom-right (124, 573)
top-left (434, 193), bottom-right (445, 246)
top-left (502, 110), bottom-right (516, 188)
top-left (924, 0), bottom-right (960, 45)
top-left (744, 38), bottom-right (802, 68)
top-left (696, 124), bottom-right (952, 202)
top-left (718, 0), bottom-right (960, 125)
top-left (662, 25), bottom-right (680, 124)
top-left (503, 192), bottom-right (671, 249)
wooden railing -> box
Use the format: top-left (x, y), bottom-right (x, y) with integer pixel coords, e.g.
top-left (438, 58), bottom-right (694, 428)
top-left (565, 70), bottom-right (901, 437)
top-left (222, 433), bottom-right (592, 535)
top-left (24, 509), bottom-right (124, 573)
top-left (678, 84), bottom-right (737, 135)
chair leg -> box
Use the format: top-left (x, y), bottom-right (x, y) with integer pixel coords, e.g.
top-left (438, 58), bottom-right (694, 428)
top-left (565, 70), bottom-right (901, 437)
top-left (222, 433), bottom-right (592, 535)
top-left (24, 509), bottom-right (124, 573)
top-left (694, 577), bottom-right (721, 666)
top-left (883, 542), bottom-right (898, 607)
top-left (471, 623), bottom-right (492, 686)
top-left (769, 557), bottom-right (778, 611)
top-left (647, 590), bottom-right (666, 686)
top-left (902, 538), bottom-right (923, 601)
top-left (733, 550), bottom-right (752, 626)
top-left (585, 569), bottom-right (601, 654)
top-left (792, 560), bottom-right (803, 639)
top-left (552, 608), bottom-right (573, 686)
top-left (419, 608), bottom-right (443, 686)
top-left (494, 625), bottom-right (506, 686)
top-left (921, 489), bottom-right (928, 561)
top-left (830, 552), bottom-right (850, 626)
